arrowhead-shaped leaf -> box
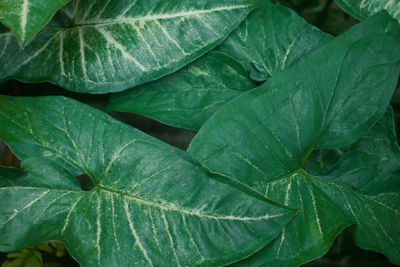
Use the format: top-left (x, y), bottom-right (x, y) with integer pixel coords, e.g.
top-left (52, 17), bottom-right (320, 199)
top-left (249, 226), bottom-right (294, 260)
top-left (107, 2), bottom-right (332, 130)
top-left (0, 0), bottom-right (252, 93)
top-left (188, 12), bottom-right (400, 266)
top-left (306, 107), bottom-right (400, 195)
top-left (335, 0), bottom-right (400, 23)
top-left (0, 0), bottom-right (70, 47)
top-left (0, 96), bottom-right (295, 266)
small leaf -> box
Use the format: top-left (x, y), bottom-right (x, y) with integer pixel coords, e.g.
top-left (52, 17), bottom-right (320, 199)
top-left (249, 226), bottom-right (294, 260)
top-left (335, 0), bottom-right (400, 23)
top-left (189, 12), bottom-right (400, 266)
top-left (0, 0), bottom-right (70, 47)
top-left (0, 0), bottom-right (253, 93)
top-left (0, 96), bottom-right (295, 266)
top-left (306, 107), bottom-right (400, 195)
top-left (107, 1), bottom-right (331, 130)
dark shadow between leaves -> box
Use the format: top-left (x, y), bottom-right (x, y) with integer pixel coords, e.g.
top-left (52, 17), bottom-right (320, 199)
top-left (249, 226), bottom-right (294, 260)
top-left (75, 174), bottom-right (95, 192)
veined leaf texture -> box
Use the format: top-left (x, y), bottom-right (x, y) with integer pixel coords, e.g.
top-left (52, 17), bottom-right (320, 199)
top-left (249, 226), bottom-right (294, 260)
top-left (0, 0), bottom-right (252, 93)
top-left (335, 0), bottom-right (400, 23)
top-left (0, 96), bottom-right (295, 266)
top-left (0, 0), bottom-right (71, 46)
top-left (306, 108), bottom-right (400, 195)
top-left (1, 1), bottom-right (400, 266)
top-left (107, 2), bottom-right (332, 130)
top-left (189, 12), bottom-right (400, 266)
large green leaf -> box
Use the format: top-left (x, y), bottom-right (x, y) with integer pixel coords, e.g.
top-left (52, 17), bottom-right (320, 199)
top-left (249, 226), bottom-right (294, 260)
top-left (188, 12), bottom-right (400, 266)
top-left (306, 107), bottom-right (400, 195)
top-left (107, 2), bottom-right (331, 130)
top-left (0, 0), bottom-right (70, 47)
top-left (0, 0), bottom-right (252, 94)
top-left (0, 96), bottom-right (295, 266)
top-left (107, 52), bottom-right (256, 130)
top-left (335, 0), bottom-right (400, 23)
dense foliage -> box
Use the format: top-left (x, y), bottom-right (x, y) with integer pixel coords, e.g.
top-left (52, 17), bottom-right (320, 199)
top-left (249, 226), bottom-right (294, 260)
top-left (1, 0), bottom-right (400, 266)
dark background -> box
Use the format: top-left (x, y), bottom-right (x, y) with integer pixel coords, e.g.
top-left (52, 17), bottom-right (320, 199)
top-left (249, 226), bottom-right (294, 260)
top-left (1, 0), bottom-right (399, 266)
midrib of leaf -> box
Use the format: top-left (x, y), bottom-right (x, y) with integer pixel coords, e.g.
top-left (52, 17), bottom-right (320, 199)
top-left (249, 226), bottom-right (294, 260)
top-left (96, 185), bottom-right (285, 221)
top-left (19, 0), bottom-right (29, 42)
top-left (69, 5), bottom-right (252, 28)
top-left (297, 47), bottom-right (355, 160)
top-left (188, 11), bottom-right (400, 265)
top-left (335, 0), bottom-right (400, 21)
top-left (1, 181), bottom-right (287, 254)
top-left (0, 152), bottom-right (282, 224)
top-left (193, 70), bottom-right (377, 184)
top-left (48, 4), bottom-right (253, 76)
top-left (312, 173), bottom-right (400, 244)
top-left (0, 96), bottom-right (298, 267)
top-left (221, 136), bottom-right (400, 265)
top-left (0, 1), bottom-right (254, 93)
top-left (195, 61), bottom-right (385, 193)
top-left (107, 2), bottom-right (332, 131)
top-left (277, 44), bottom-right (369, 167)
top-left (260, 168), bottom-right (400, 262)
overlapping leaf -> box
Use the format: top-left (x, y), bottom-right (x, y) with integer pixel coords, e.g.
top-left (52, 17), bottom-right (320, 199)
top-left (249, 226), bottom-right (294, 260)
top-left (0, 96), bottom-right (295, 266)
top-left (0, 0), bottom-right (252, 93)
top-left (0, 0), bottom-right (70, 47)
top-left (306, 108), bottom-right (400, 195)
top-left (216, 1), bottom-right (332, 82)
top-left (107, 2), bottom-right (331, 130)
top-left (108, 52), bottom-right (255, 130)
top-left (188, 12), bottom-right (400, 266)
top-left (335, 0), bottom-right (400, 23)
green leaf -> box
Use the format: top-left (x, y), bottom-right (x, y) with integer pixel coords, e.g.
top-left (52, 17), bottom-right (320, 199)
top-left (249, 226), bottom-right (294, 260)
top-left (239, 175), bottom-right (400, 266)
top-left (306, 107), bottom-right (400, 195)
top-left (0, 96), bottom-right (295, 266)
top-left (107, 2), bottom-right (331, 130)
top-left (217, 1), bottom-right (332, 82)
top-left (0, 0), bottom-right (253, 94)
top-left (0, 0), bottom-right (70, 47)
top-left (188, 12), bottom-right (400, 266)
top-left (107, 52), bottom-right (256, 130)
top-left (335, 0), bottom-right (400, 23)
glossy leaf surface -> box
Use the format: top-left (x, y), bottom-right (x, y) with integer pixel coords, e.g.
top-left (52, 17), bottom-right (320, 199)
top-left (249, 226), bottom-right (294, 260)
top-left (335, 0), bottom-right (400, 22)
top-left (107, 52), bottom-right (255, 130)
top-left (217, 1), bottom-right (332, 82)
top-left (0, 0), bottom-right (252, 93)
top-left (306, 108), bottom-right (400, 195)
top-left (0, 0), bottom-right (70, 47)
top-left (107, 2), bottom-right (331, 130)
top-left (189, 12), bottom-right (400, 266)
top-left (0, 96), bottom-right (295, 267)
